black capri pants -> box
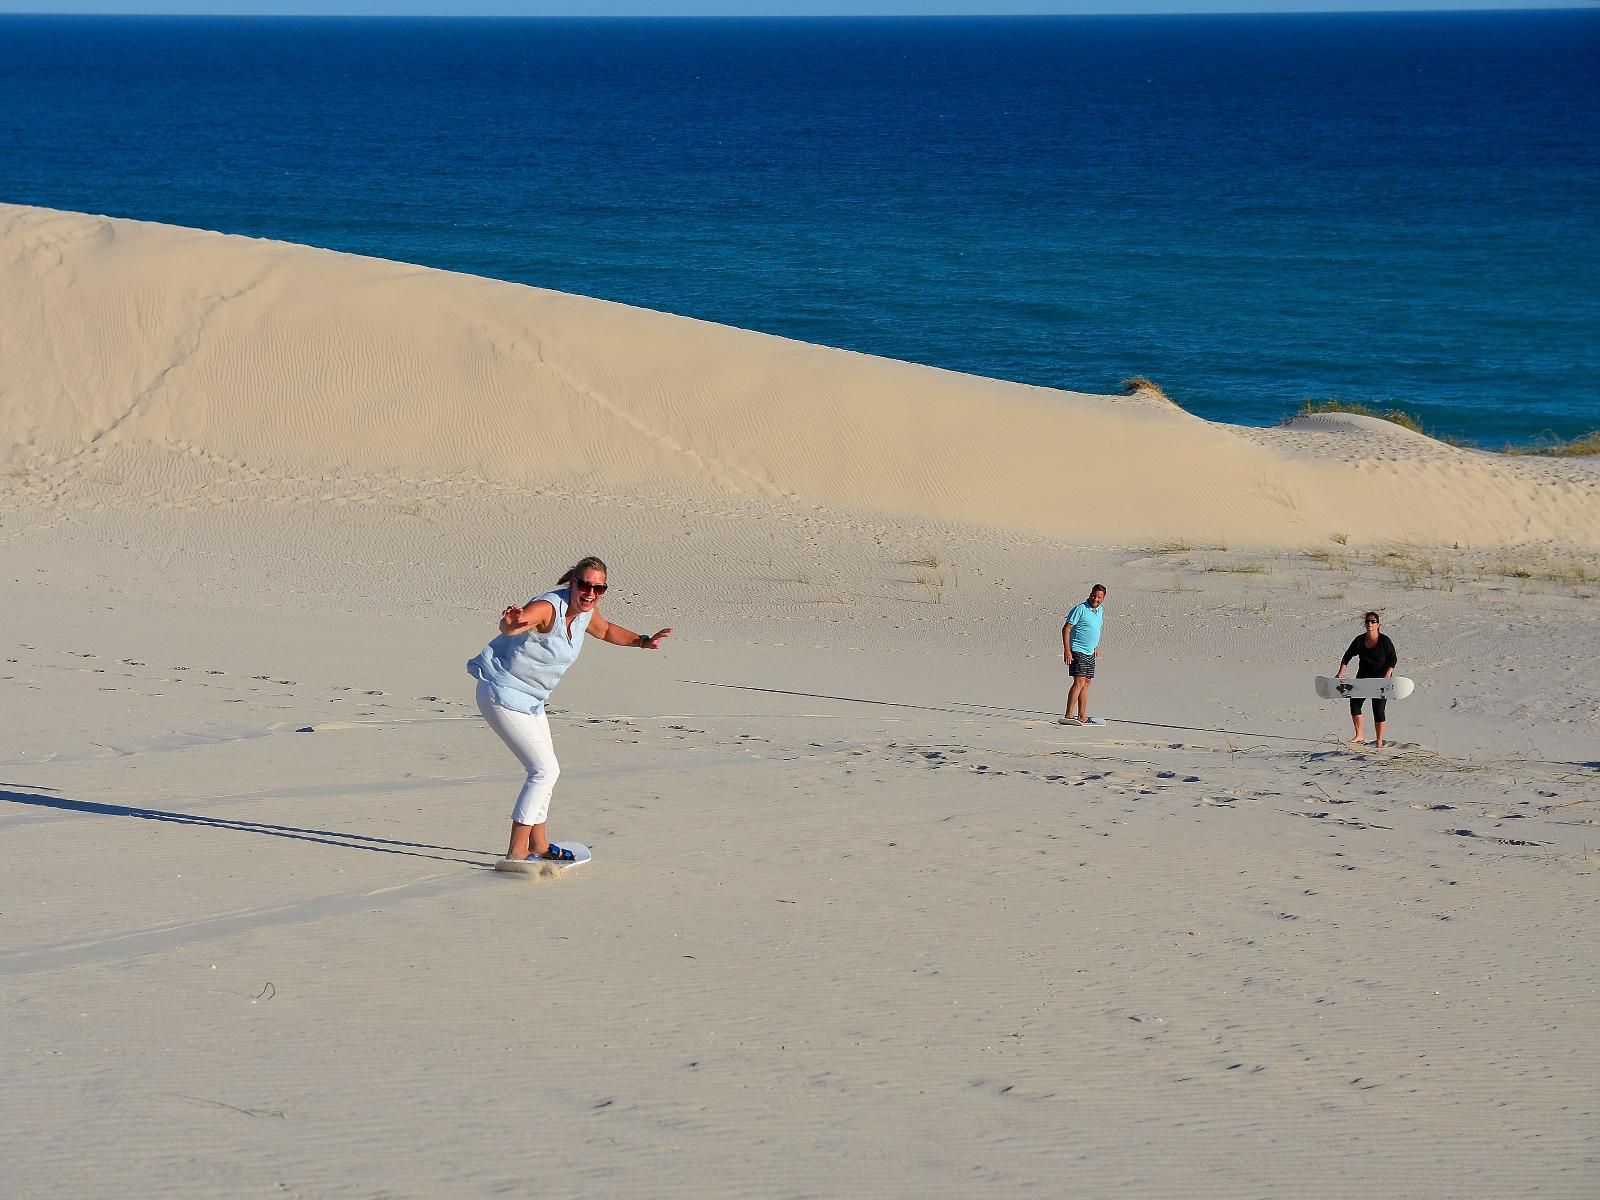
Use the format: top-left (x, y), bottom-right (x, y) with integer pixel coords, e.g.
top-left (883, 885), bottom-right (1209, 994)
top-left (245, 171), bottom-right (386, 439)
top-left (1350, 697), bottom-right (1387, 723)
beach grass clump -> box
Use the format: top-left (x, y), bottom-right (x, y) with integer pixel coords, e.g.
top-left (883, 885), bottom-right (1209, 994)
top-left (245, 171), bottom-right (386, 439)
top-left (1379, 548), bottom-right (1458, 590)
top-left (1544, 562), bottom-right (1595, 588)
top-left (1206, 563), bottom-right (1268, 575)
top-left (1481, 556), bottom-right (1534, 581)
top-left (1363, 545), bottom-right (1598, 597)
top-left (1502, 431), bottom-right (1600, 457)
top-left (1291, 398), bottom-right (1427, 435)
top-left (1493, 556), bottom-right (1595, 589)
top-left (1148, 539), bottom-right (1194, 554)
top-left (1121, 376), bottom-right (1177, 405)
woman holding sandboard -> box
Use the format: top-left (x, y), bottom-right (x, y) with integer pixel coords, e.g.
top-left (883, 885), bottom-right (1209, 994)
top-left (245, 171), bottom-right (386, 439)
top-left (1335, 611), bottom-right (1398, 748)
top-left (468, 556), bottom-right (671, 867)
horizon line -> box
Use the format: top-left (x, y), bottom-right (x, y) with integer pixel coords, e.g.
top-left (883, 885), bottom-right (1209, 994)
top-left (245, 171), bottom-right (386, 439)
top-left (1, 5), bottom-right (1592, 15)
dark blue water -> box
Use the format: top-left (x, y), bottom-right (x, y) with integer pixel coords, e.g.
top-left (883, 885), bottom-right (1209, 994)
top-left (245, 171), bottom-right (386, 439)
top-left (2, 13), bottom-right (1597, 445)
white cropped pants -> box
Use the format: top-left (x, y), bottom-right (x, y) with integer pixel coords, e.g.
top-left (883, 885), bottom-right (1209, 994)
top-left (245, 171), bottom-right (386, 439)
top-left (475, 680), bottom-right (560, 826)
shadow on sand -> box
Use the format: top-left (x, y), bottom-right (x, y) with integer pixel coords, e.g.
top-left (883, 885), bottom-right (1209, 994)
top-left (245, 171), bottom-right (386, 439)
top-left (0, 788), bottom-right (491, 867)
top-left (681, 680), bottom-right (1326, 745)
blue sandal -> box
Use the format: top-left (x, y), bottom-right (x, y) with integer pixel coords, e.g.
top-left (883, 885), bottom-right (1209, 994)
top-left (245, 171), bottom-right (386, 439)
top-left (538, 844), bottom-right (577, 862)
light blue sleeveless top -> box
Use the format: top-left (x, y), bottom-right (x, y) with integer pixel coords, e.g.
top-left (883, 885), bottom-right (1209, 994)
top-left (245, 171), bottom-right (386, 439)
top-left (467, 588), bottom-right (592, 715)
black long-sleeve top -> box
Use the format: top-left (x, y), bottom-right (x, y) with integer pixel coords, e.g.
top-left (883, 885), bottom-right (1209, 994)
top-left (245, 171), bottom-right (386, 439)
top-left (1342, 633), bottom-right (1397, 678)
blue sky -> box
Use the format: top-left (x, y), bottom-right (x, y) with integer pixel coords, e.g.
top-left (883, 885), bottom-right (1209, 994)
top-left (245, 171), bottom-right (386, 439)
top-left (0, 2), bottom-right (1594, 15)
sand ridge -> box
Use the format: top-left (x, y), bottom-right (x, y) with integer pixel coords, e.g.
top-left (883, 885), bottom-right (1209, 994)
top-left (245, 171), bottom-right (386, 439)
top-left (5, 203), bottom-right (1596, 549)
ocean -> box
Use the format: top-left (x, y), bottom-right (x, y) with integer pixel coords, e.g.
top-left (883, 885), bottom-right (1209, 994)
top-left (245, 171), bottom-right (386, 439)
top-left (1, 11), bottom-right (1596, 445)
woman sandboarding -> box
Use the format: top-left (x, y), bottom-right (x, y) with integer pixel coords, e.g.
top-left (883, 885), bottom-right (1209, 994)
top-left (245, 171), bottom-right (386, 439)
top-left (468, 556), bottom-right (671, 864)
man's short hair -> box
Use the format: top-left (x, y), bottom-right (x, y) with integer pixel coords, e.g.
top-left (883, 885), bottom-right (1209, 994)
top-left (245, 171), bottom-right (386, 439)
top-left (1090, 584), bottom-right (1107, 596)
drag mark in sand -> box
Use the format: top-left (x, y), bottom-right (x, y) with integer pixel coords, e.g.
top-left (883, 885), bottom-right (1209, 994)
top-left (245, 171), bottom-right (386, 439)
top-left (0, 870), bottom-right (479, 978)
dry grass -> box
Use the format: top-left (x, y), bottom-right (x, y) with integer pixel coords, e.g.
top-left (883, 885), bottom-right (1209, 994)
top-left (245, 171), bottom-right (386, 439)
top-left (1502, 431), bottom-right (1600, 457)
top-left (896, 548), bottom-right (957, 602)
top-left (1296, 541), bottom-right (1595, 598)
top-left (1285, 401), bottom-right (1597, 457)
top-left (1291, 398), bottom-right (1428, 434)
top-left (1206, 563), bottom-right (1268, 575)
top-left (1120, 377), bottom-right (1177, 405)
top-left (1500, 559), bottom-right (1596, 588)
top-left (1147, 539), bottom-right (1227, 555)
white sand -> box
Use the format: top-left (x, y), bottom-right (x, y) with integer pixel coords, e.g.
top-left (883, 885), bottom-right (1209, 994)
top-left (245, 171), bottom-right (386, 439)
top-left (3, 204), bottom-right (1597, 1198)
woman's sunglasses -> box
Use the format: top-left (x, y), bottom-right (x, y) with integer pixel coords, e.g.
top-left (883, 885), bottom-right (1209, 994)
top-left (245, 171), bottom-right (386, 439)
top-left (574, 580), bottom-right (608, 595)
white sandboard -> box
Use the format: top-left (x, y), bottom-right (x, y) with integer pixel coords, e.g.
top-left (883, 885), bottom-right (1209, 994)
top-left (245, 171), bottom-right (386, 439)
top-left (1315, 676), bottom-right (1414, 702)
top-left (493, 842), bottom-right (592, 876)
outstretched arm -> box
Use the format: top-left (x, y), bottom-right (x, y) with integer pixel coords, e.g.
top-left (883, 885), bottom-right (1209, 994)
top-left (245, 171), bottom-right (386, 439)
top-left (500, 600), bottom-right (555, 636)
top-left (588, 612), bottom-right (673, 649)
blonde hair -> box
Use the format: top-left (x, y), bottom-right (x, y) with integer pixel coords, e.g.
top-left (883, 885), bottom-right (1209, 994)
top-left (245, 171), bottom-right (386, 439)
top-left (557, 556), bottom-right (609, 587)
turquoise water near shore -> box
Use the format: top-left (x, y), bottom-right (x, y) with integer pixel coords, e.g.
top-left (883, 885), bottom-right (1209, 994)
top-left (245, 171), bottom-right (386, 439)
top-left (1, 12), bottom-right (1596, 445)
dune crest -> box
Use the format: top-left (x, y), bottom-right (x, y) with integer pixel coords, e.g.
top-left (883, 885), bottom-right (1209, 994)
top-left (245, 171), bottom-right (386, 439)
top-left (3, 204), bottom-right (1594, 548)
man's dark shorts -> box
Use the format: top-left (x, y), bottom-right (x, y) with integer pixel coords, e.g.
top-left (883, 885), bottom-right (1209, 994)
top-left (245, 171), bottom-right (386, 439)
top-left (1069, 651), bottom-right (1096, 678)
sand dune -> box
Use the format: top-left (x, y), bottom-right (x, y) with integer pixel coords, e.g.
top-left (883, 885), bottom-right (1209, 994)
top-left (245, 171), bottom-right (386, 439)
top-left (4, 204), bottom-right (1598, 1198)
top-left (5, 203), bottom-right (1594, 549)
